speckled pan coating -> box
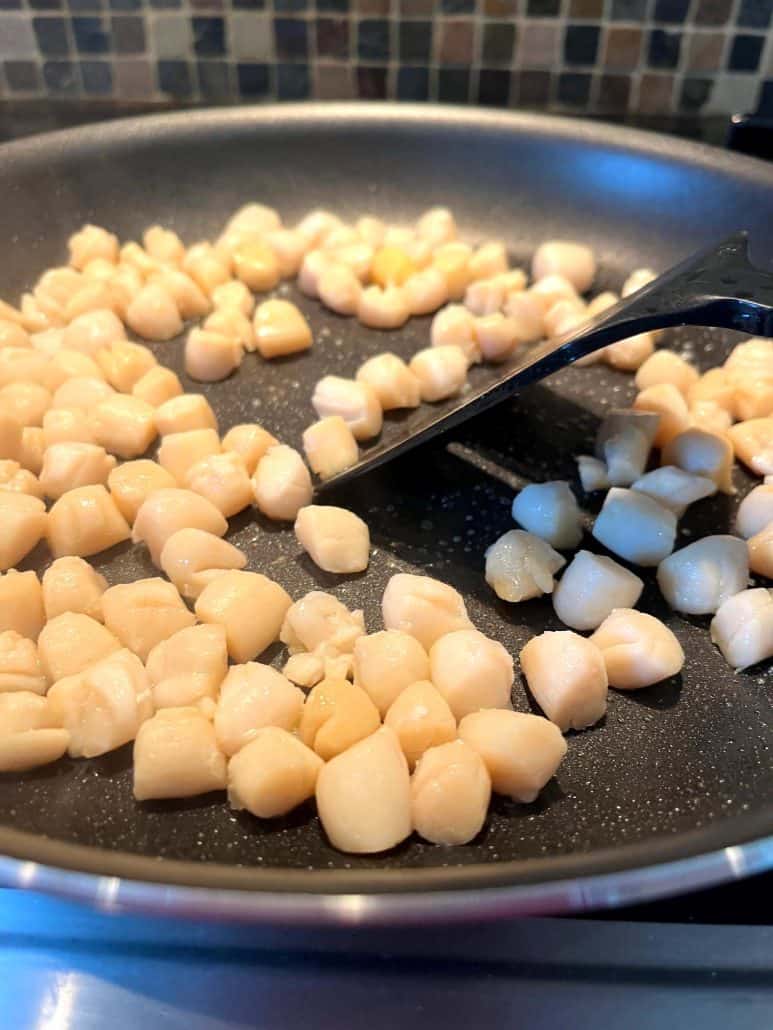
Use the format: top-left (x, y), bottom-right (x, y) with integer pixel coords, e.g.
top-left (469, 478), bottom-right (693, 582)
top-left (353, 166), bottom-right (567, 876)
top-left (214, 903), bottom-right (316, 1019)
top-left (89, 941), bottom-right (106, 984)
top-left (0, 105), bottom-right (771, 898)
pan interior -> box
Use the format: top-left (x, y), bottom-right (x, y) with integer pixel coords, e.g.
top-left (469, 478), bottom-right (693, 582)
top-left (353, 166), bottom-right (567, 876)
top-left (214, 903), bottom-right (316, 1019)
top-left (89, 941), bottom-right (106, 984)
top-left (0, 107), bottom-right (771, 890)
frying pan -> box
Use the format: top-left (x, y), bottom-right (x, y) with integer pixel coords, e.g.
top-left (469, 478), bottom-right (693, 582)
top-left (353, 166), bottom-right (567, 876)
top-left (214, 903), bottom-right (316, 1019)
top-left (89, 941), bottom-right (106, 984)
top-left (0, 104), bottom-right (772, 925)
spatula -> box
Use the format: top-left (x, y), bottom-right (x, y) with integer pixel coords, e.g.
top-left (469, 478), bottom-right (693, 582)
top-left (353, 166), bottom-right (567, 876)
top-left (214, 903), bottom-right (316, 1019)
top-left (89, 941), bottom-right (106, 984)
top-left (315, 232), bottom-right (773, 495)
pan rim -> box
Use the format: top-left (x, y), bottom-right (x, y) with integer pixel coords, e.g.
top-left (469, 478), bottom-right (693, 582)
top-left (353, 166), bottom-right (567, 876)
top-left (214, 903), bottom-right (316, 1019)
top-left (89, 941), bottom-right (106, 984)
top-left (1, 102), bottom-right (772, 917)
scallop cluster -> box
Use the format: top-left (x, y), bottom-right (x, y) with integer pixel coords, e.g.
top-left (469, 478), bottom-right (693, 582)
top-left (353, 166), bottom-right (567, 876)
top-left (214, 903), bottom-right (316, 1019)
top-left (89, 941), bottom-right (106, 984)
top-left (0, 202), bottom-right (770, 856)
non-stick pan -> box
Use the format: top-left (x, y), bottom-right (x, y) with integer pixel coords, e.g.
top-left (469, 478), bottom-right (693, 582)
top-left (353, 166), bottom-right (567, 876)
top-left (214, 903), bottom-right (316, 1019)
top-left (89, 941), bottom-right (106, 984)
top-left (0, 104), bottom-right (771, 924)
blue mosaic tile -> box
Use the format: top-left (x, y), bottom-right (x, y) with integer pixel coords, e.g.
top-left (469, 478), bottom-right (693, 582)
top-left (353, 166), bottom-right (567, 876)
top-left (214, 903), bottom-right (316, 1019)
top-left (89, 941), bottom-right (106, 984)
top-left (80, 57), bottom-right (112, 91)
top-left (397, 64), bottom-right (429, 99)
top-left (33, 17), bottom-right (70, 55)
top-left (237, 60), bottom-right (270, 95)
top-left (737, 0), bottom-right (773, 26)
top-left (564, 23), bottom-right (599, 63)
top-left (358, 18), bottom-right (390, 60)
top-left (647, 27), bottom-right (681, 67)
top-left (158, 57), bottom-right (192, 96)
top-left (72, 15), bottom-right (109, 52)
top-left (437, 66), bottom-right (469, 101)
top-left (728, 31), bottom-right (764, 70)
top-left (477, 67), bottom-right (512, 105)
top-left (43, 58), bottom-right (79, 92)
top-left (277, 61), bottom-right (309, 97)
top-left (193, 16), bottom-right (225, 55)
top-left (274, 16), bottom-right (308, 58)
top-left (557, 70), bottom-right (592, 103)
top-left (399, 19), bottom-right (432, 61)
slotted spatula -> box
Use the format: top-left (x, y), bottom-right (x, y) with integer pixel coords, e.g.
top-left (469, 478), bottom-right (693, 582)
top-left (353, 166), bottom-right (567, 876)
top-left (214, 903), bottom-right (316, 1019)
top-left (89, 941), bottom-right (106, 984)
top-left (316, 232), bottom-right (773, 495)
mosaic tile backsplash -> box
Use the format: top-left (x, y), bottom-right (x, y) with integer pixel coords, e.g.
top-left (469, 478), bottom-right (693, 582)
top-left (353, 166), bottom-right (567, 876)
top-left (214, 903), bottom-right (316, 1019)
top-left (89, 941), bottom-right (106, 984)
top-left (1, 0), bottom-right (772, 117)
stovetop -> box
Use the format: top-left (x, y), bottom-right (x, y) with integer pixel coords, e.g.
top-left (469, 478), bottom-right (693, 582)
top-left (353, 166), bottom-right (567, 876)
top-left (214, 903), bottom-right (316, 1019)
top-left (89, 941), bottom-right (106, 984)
top-left (0, 100), bottom-right (771, 1028)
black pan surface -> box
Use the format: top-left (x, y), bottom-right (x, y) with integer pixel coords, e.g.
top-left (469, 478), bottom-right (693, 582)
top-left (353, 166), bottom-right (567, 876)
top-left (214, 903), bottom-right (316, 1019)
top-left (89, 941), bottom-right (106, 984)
top-left (0, 105), bottom-right (771, 909)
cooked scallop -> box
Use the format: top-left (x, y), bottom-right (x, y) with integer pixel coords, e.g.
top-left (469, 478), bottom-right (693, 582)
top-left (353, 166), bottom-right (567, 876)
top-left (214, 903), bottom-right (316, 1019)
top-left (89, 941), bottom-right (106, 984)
top-left (317, 263), bottom-right (362, 316)
top-left (195, 570), bottom-right (291, 664)
top-left (90, 395), bottom-right (157, 459)
top-left (459, 709), bottom-right (567, 803)
top-left (484, 529), bottom-right (566, 603)
top-left (634, 384), bottom-right (691, 448)
top-left (688, 367), bottom-right (736, 413)
top-left (602, 332), bottom-right (655, 372)
top-left (710, 588), bottom-right (773, 669)
top-left (0, 348), bottom-right (49, 388)
top-left (382, 572), bottom-right (472, 651)
top-left (316, 726), bottom-right (412, 854)
top-left (656, 535), bottom-right (748, 615)
top-left (252, 444), bottom-right (313, 521)
top-left (300, 677), bottom-right (380, 761)
top-left (552, 550), bottom-right (643, 631)
top-left (157, 428), bottom-right (221, 485)
top-left (737, 484), bottom-right (773, 539)
top-left (748, 523), bottom-right (773, 579)
top-left (0, 631), bottom-right (48, 694)
top-left (43, 408), bottom-right (95, 447)
top-left (132, 487), bottom-right (227, 565)
top-left (102, 577), bottom-right (195, 662)
top-left (227, 727), bottom-right (323, 819)
top-left (96, 340), bottom-right (157, 393)
top-left (250, 298), bottom-right (312, 359)
top-left (0, 319), bottom-right (31, 349)
top-left (48, 647), bottom-right (152, 759)
top-left (690, 399), bottom-right (733, 438)
top-left (432, 242), bottom-right (473, 301)
top-left (0, 382), bottom-right (51, 427)
top-left (662, 428), bottom-right (735, 493)
top-left (631, 465), bottom-right (717, 517)
top-left (39, 442), bottom-right (116, 500)
top-left (529, 273), bottom-right (579, 313)
top-left (185, 327), bottom-right (243, 382)
top-left (635, 350), bottom-right (699, 395)
top-left (40, 349), bottom-right (104, 394)
top-left (430, 305), bottom-right (480, 363)
top-left (0, 727), bottom-right (71, 772)
top-left (356, 353), bottom-right (421, 410)
top-left (282, 651), bottom-right (325, 689)
top-left (429, 629), bottom-right (513, 720)
top-left (576, 454), bottom-right (610, 492)
top-left (311, 376), bottom-right (383, 442)
top-left (622, 267), bottom-right (656, 297)
top-left (281, 590), bottom-right (365, 659)
top-left (532, 240), bottom-right (595, 293)
top-left (352, 629), bottom-right (429, 716)
top-left (409, 346), bottom-right (469, 402)
top-left (464, 277), bottom-right (507, 317)
top-left (302, 416), bottom-right (359, 481)
top-left (0, 569), bottom-right (45, 640)
top-left (52, 376), bottom-right (114, 414)
top-left (202, 313), bottom-right (253, 363)
top-left (68, 224), bottom-right (119, 270)
top-left (0, 492), bottom-right (47, 570)
top-left (47, 484), bottom-right (130, 558)
top-left (183, 242), bottom-right (231, 295)
top-left (185, 450), bottom-right (253, 517)
top-left (728, 418), bottom-right (773, 478)
top-left (511, 481), bottom-right (582, 550)
top-left (590, 608), bottom-right (684, 689)
top-left (221, 423), bottom-right (278, 476)
top-left (38, 612), bottom-right (120, 683)
top-left (0, 459), bottom-right (42, 498)
top-left (214, 662), bottom-right (304, 757)
top-left (475, 313), bottom-right (521, 362)
top-left (42, 556), bottom-right (107, 623)
top-left (0, 412), bottom-right (22, 462)
top-left (384, 680), bottom-right (456, 769)
top-left (294, 504), bottom-right (370, 574)
top-left (521, 629), bottom-right (608, 732)
top-left (107, 459), bottom-right (177, 524)
top-left (601, 423), bottom-right (652, 487)
top-left (155, 393), bottom-right (218, 435)
top-left (19, 427), bottom-right (45, 476)
top-left (146, 622), bottom-right (228, 710)
top-left (63, 308), bottom-right (126, 357)
top-left (160, 528), bottom-right (246, 600)
top-left (592, 488), bottom-right (677, 566)
top-left (0, 690), bottom-right (54, 734)
top-left (403, 267), bottom-right (449, 316)
top-left (411, 739), bottom-right (490, 846)
top-left (133, 707), bottom-right (227, 801)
